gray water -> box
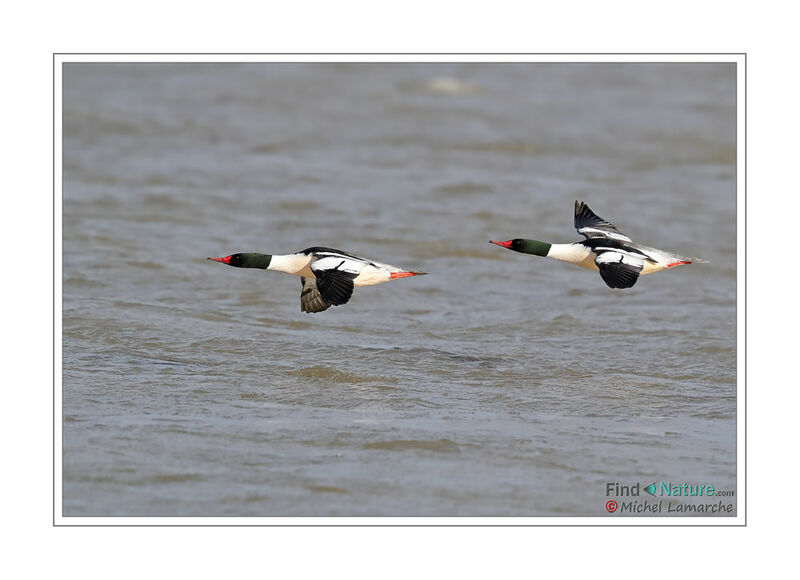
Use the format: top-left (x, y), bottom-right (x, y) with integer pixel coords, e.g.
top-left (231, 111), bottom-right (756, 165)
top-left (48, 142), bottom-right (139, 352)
top-left (62, 62), bottom-right (737, 517)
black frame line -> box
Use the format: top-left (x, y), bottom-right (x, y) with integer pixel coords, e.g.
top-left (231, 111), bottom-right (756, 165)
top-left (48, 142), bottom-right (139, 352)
top-left (53, 52), bottom-right (746, 527)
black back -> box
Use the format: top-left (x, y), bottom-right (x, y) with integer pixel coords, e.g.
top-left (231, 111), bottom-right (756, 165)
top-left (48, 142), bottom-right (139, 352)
top-left (581, 237), bottom-right (648, 256)
top-left (302, 246), bottom-right (359, 259)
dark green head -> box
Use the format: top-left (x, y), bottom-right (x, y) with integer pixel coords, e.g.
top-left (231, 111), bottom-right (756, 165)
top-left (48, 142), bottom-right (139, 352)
top-left (208, 252), bottom-right (272, 269)
top-left (490, 239), bottom-right (551, 257)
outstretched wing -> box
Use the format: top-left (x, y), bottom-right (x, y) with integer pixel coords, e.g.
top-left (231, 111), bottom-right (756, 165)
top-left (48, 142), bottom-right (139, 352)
top-left (310, 259), bottom-right (358, 307)
top-left (574, 201), bottom-right (632, 242)
top-left (594, 249), bottom-right (644, 289)
top-left (300, 277), bottom-right (331, 313)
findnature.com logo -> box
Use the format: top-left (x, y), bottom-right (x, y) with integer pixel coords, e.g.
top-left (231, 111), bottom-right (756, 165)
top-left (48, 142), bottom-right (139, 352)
top-left (604, 481), bottom-right (735, 514)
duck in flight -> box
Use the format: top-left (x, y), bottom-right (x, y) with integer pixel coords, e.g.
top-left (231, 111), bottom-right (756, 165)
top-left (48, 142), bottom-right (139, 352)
top-left (208, 247), bottom-right (426, 313)
top-left (490, 201), bottom-right (701, 289)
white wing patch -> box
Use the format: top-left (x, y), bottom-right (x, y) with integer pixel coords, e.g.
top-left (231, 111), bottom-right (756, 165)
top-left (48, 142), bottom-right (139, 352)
top-left (594, 249), bottom-right (645, 268)
top-left (577, 227), bottom-right (632, 242)
top-left (311, 256), bottom-right (365, 275)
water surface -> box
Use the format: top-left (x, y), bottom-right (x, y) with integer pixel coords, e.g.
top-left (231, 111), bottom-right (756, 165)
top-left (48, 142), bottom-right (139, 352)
top-left (62, 62), bottom-right (737, 516)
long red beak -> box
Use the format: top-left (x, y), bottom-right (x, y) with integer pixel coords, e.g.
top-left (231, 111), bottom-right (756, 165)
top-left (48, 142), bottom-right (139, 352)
top-left (208, 256), bottom-right (232, 264)
top-left (490, 240), bottom-right (513, 248)
top-left (390, 271), bottom-right (427, 279)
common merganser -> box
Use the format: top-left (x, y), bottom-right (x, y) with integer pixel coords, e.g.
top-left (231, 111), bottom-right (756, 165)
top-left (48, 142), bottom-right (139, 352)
top-left (208, 247), bottom-right (426, 313)
top-left (490, 201), bottom-right (702, 289)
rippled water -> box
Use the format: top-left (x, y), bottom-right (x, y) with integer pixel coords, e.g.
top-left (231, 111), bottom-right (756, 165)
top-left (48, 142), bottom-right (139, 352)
top-left (61, 62), bottom-right (737, 517)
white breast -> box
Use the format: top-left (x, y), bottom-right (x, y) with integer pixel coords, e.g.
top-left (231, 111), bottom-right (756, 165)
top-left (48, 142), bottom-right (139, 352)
top-left (547, 243), bottom-right (598, 271)
top-left (268, 253), bottom-right (314, 276)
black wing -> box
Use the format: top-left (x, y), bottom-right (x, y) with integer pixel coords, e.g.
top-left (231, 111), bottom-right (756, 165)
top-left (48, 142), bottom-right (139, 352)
top-left (574, 201), bottom-right (632, 242)
top-left (596, 262), bottom-right (641, 289)
top-left (311, 263), bottom-right (357, 307)
top-left (300, 277), bottom-right (331, 313)
top-left (594, 250), bottom-right (643, 289)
